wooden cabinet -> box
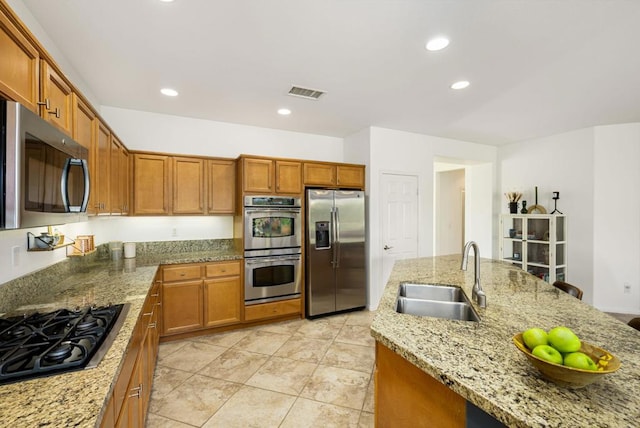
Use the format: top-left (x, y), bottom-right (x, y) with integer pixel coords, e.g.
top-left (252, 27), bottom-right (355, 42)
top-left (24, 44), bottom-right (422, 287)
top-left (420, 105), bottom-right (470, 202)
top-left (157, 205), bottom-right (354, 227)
top-left (375, 342), bottom-right (465, 428)
top-left (336, 164), bottom-right (365, 188)
top-left (39, 60), bottom-right (73, 135)
top-left (94, 121), bottom-right (112, 214)
top-left (160, 261), bottom-right (242, 336)
top-left (161, 264), bottom-right (203, 335)
top-left (244, 298), bottom-right (301, 322)
top-left (242, 157), bottom-right (274, 193)
top-left (102, 279), bottom-right (161, 428)
top-left (133, 153), bottom-right (235, 216)
top-left (303, 162), bottom-right (335, 186)
top-left (204, 261), bottom-right (242, 328)
top-left (207, 159), bottom-right (236, 214)
top-left (0, 8), bottom-right (39, 110)
top-left (133, 153), bottom-right (171, 215)
top-left (275, 160), bottom-right (303, 194)
top-left (241, 157), bottom-right (302, 194)
top-left (110, 135), bottom-right (129, 215)
top-left (303, 162), bottom-right (365, 189)
top-left (173, 157), bottom-right (205, 214)
top-left (120, 148), bottom-right (130, 215)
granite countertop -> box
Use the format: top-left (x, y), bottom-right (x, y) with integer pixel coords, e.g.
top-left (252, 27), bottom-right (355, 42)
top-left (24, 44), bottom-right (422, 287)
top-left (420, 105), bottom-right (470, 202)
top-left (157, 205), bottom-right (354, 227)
top-left (0, 245), bottom-right (242, 427)
top-left (371, 255), bottom-right (640, 428)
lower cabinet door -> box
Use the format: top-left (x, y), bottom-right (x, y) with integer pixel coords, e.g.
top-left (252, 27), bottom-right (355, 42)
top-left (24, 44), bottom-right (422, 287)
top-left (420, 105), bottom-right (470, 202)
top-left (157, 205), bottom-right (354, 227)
top-left (204, 277), bottom-right (241, 328)
top-left (161, 280), bottom-right (203, 335)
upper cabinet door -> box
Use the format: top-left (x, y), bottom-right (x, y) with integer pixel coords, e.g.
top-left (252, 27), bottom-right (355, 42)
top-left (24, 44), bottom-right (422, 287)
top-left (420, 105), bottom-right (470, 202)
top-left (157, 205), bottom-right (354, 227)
top-left (173, 156), bottom-right (205, 214)
top-left (336, 165), bottom-right (365, 189)
top-left (0, 12), bottom-right (39, 110)
top-left (40, 60), bottom-right (73, 135)
top-left (133, 154), bottom-right (171, 215)
top-left (243, 158), bottom-right (274, 193)
top-left (303, 162), bottom-right (336, 186)
top-left (207, 159), bottom-right (236, 214)
top-left (95, 121), bottom-right (111, 214)
top-left (275, 160), bottom-right (302, 194)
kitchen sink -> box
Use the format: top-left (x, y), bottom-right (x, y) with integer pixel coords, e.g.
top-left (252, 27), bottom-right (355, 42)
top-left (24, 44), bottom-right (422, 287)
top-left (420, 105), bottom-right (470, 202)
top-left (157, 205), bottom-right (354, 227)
top-left (399, 283), bottom-right (466, 302)
top-left (395, 283), bottom-right (481, 322)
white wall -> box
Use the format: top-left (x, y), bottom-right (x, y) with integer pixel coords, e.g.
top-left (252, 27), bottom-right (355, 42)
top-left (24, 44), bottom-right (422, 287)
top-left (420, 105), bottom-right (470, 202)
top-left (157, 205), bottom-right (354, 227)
top-left (435, 169), bottom-right (465, 255)
top-left (592, 124), bottom-right (640, 314)
top-left (499, 123), bottom-right (640, 315)
top-left (363, 127), bottom-right (497, 309)
top-left (499, 127), bottom-right (595, 301)
top-left (465, 163), bottom-right (494, 255)
top-left (101, 106), bottom-right (344, 161)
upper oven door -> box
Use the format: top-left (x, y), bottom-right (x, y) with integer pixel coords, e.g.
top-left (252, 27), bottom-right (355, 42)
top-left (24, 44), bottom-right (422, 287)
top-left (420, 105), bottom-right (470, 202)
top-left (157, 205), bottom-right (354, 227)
top-left (244, 207), bottom-right (302, 250)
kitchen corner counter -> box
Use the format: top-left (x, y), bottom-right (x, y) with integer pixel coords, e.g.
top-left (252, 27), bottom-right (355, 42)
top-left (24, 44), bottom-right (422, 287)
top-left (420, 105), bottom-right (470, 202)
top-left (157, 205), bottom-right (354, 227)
top-left (371, 255), bottom-right (640, 428)
top-left (0, 246), bottom-right (242, 427)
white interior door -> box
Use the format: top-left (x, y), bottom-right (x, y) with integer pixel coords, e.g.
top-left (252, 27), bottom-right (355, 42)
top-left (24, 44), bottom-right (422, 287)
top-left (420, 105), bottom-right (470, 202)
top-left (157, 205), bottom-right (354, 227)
top-left (381, 173), bottom-right (419, 287)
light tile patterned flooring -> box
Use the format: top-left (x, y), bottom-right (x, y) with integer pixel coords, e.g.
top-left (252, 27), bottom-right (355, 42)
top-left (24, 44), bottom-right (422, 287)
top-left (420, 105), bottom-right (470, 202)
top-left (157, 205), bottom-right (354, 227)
top-left (146, 310), bottom-right (376, 427)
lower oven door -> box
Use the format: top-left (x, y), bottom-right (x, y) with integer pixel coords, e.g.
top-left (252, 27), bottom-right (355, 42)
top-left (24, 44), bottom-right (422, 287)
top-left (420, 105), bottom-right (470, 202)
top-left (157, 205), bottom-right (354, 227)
top-left (245, 253), bottom-right (302, 305)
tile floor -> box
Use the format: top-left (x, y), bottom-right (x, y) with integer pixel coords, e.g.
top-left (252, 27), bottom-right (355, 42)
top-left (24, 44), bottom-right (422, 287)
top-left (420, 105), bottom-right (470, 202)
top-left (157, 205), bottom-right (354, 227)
top-left (146, 310), bottom-right (376, 427)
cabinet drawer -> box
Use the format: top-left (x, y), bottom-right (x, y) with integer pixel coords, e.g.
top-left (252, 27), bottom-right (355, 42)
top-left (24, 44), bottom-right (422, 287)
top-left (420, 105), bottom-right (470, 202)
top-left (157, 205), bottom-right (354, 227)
top-left (205, 261), bottom-right (241, 278)
top-left (163, 265), bottom-right (202, 282)
top-left (244, 298), bottom-right (301, 321)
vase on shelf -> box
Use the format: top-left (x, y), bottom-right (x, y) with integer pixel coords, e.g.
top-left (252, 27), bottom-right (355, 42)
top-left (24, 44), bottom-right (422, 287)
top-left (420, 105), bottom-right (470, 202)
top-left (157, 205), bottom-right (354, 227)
top-left (521, 201), bottom-right (528, 214)
top-left (509, 202), bottom-right (518, 214)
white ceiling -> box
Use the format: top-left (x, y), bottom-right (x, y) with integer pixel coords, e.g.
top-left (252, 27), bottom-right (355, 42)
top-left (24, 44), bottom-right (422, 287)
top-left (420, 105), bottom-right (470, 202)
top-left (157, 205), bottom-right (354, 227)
top-left (20, 0), bottom-right (640, 145)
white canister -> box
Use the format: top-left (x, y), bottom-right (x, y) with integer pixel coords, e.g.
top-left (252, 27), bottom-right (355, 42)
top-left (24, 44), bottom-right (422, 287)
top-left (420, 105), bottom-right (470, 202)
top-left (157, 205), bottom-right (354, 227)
top-left (124, 242), bottom-right (136, 259)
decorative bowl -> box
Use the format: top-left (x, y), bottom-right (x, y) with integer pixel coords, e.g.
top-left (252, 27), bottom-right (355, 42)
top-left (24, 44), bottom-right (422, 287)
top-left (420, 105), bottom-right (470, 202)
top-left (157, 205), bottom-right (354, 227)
top-left (513, 333), bottom-right (620, 388)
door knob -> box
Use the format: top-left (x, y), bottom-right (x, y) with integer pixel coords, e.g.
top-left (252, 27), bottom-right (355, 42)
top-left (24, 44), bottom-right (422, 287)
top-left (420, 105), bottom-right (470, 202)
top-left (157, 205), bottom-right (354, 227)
top-left (383, 245), bottom-right (393, 250)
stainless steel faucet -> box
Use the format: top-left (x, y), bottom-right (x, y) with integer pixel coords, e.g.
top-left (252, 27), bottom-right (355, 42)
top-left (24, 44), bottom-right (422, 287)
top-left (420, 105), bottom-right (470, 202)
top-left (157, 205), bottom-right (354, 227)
top-left (461, 241), bottom-right (487, 308)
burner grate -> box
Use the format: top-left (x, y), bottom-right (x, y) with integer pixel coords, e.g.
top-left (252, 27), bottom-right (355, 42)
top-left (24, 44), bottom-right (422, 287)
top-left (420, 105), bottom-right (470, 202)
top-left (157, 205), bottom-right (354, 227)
top-left (0, 304), bottom-right (125, 384)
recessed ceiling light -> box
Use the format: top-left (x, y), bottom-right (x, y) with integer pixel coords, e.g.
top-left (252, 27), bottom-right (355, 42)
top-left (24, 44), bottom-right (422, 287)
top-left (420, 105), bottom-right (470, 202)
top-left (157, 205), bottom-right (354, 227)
top-left (277, 108), bottom-right (291, 116)
top-left (160, 88), bottom-right (178, 96)
top-left (450, 80), bottom-right (470, 90)
top-left (426, 37), bottom-right (450, 51)
top-left (159, 0), bottom-right (174, 3)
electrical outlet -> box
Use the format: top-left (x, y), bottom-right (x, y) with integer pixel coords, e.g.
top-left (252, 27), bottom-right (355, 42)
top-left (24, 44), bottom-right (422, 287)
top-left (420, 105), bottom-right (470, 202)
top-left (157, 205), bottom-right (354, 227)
top-left (11, 246), bottom-right (20, 268)
top-left (172, 228), bottom-right (178, 237)
top-left (624, 282), bottom-right (632, 294)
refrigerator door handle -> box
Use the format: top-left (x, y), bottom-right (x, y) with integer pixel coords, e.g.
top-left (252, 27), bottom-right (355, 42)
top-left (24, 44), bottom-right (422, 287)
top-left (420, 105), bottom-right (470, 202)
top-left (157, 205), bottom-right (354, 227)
top-left (330, 208), bottom-right (337, 268)
top-left (334, 207), bottom-right (341, 268)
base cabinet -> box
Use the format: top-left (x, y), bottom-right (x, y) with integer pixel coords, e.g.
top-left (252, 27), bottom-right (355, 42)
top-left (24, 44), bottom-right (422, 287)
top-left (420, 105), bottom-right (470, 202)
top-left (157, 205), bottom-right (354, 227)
top-left (375, 342), bottom-right (505, 428)
top-left (102, 278), bottom-right (161, 428)
top-left (161, 261), bottom-right (242, 337)
top-left (375, 342), bottom-right (465, 428)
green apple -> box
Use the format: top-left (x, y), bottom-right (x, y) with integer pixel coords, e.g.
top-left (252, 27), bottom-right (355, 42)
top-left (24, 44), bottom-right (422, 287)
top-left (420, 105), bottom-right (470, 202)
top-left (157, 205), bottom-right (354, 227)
top-left (522, 328), bottom-right (548, 350)
top-left (547, 326), bottom-right (581, 353)
top-left (563, 352), bottom-right (598, 371)
top-left (531, 344), bottom-right (563, 365)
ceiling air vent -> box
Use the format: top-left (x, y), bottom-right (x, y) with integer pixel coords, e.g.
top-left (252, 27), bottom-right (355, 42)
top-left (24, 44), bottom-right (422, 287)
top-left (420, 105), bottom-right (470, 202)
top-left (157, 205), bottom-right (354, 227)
top-left (288, 86), bottom-right (325, 100)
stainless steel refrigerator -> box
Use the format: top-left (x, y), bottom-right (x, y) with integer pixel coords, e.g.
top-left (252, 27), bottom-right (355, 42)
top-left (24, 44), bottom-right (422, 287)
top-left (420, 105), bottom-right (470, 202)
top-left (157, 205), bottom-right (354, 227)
top-left (306, 189), bottom-right (366, 318)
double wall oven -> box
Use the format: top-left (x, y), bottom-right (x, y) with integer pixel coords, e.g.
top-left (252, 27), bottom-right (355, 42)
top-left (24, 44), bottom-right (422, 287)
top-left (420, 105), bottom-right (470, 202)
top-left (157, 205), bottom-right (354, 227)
top-left (244, 196), bottom-right (302, 305)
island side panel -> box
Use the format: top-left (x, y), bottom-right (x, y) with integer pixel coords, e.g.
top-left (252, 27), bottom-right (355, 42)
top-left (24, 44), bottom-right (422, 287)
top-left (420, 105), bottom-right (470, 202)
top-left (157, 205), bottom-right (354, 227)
top-left (375, 342), bottom-right (465, 428)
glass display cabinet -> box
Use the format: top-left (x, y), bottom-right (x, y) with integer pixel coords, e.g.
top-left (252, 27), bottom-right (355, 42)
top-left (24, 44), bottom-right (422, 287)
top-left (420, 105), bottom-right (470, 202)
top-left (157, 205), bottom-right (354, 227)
top-left (499, 214), bottom-right (567, 283)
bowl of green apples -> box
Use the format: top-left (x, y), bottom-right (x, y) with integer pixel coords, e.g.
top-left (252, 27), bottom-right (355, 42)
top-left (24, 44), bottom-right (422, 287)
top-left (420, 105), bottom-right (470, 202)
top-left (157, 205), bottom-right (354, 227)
top-left (513, 326), bottom-right (620, 388)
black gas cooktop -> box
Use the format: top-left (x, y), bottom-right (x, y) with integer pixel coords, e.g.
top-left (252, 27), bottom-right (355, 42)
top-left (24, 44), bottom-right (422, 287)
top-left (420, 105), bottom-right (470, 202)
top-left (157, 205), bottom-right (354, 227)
top-left (0, 304), bottom-right (126, 385)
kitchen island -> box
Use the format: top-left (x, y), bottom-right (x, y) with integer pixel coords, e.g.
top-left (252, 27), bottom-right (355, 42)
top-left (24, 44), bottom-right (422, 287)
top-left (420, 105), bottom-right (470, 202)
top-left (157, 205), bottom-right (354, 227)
top-left (371, 255), bottom-right (640, 427)
top-left (0, 244), bottom-right (242, 427)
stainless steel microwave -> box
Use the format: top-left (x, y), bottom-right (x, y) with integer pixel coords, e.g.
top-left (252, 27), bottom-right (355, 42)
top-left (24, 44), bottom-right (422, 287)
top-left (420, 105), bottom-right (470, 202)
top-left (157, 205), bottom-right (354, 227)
top-left (1, 100), bottom-right (90, 229)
